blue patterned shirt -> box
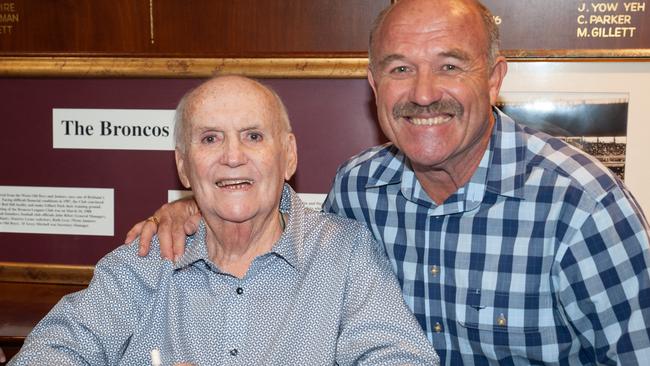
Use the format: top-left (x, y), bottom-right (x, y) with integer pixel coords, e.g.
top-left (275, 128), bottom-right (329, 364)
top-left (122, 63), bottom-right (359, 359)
top-left (11, 185), bottom-right (439, 366)
top-left (323, 109), bottom-right (650, 365)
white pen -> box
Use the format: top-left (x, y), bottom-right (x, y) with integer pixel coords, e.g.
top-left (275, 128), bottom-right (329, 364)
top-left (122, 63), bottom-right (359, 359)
top-left (150, 348), bottom-right (162, 366)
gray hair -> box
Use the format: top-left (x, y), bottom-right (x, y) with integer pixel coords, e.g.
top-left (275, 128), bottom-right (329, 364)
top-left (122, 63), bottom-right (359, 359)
top-left (368, 0), bottom-right (501, 70)
top-left (173, 76), bottom-right (292, 153)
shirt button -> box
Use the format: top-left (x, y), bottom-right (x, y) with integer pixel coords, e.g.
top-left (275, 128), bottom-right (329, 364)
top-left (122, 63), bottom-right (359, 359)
top-left (229, 348), bottom-right (238, 356)
top-left (434, 322), bottom-right (443, 333)
top-left (497, 313), bottom-right (507, 326)
top-left (236, 287), bottom-right (244, 295)
top-left (430, 265), bottom-right (440, 277)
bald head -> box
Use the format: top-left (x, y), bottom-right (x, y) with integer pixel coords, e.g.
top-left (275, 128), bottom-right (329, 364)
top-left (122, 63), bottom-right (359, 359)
top-left (174, 75), bottom-right (291, 153)
top-left (368, 0), bottom-right (500, 69)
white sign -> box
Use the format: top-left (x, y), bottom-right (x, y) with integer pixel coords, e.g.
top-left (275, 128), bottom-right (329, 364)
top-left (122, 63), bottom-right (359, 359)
top-left (53, 108), bottom-right (175, 151)
top-left (168, 189), bottom-right (193, 203)
top-left (0, 186), bottom-right (114, 236)
top-left (297, 193), bottom-right (327, 211)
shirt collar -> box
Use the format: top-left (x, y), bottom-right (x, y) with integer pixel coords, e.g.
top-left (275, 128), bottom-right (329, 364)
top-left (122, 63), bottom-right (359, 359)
top-left (173, 183), bottom-right (303, 272)
top-left (484, 108), bottom-right (528, 199)
top-left (365, 144), bottom-right (405, 188)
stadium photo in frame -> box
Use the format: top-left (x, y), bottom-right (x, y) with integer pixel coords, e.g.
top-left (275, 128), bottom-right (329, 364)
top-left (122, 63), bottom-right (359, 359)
top-left (500, 61), bottom-right (650, 213)
top-left (497, 91), bottom-right (628, 180)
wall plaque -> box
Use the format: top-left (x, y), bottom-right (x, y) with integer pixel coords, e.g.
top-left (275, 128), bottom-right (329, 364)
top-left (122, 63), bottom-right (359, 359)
top-left (484, 0), bottom-right (650, 58)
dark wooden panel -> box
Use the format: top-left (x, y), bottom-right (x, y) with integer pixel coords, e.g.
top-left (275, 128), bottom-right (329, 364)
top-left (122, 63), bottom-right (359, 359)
top-left (0, 0), bottom-right (389, 57)
top-left (0, 0), bottom-right (150, 55)
top-left (1, 0), bottom-right (649, 60)
top-left (483, 0), bottom-right (650, 58)
top-left (0, 263), bottom-right (91, 362)
top-left (150, 0), bottom-right (387, 56)
top-left (0, 281), bottom-right (87, 362)
top-left (0, 282), bottom-right (86, 338)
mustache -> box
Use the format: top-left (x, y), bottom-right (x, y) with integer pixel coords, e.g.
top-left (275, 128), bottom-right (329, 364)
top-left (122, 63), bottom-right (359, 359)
top-left (392, 99), bottom-right (464, 120)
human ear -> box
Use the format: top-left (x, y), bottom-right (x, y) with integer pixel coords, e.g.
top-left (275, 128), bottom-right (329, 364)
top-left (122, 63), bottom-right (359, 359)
top-left (367, 68), bottom-right (379, 99)
top-left (488, 56), bottom-right (508, 105)
top-left (283, 133), bottom-right (298, 181)
top-left (175, 149), bottom-right (191, 188)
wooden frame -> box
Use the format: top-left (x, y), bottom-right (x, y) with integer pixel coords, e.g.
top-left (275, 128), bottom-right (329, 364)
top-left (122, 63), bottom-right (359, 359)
top-left (0, 57), bottom-right (369, 78)
top-left (1, 53), bottom-right (649, 79)
top-left (503, 49), bottom-right (650, 60)
top-left (0, 262), bottom-right (93, 285)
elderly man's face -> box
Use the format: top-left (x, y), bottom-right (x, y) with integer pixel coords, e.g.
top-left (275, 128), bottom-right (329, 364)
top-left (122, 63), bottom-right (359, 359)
top-left (176, 78), bottom-right (297, 224)
top-left (368, 0), bottom-right (506, 175)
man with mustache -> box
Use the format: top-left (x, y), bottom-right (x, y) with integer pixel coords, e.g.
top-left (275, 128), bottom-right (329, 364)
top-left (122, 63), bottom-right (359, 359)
top-left (129, 0), bottom-right (650, 364)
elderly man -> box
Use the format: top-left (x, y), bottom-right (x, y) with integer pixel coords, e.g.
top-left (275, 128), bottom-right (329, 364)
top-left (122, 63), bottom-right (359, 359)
top-left (10, 76), bottom-right (439, 365)
top-left (130, 0), bottom-right (650, 364)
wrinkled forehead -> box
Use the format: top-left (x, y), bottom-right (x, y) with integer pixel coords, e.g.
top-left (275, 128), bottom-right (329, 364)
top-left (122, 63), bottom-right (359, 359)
top-left (185, 79), bottom-right (279, 129)
top-left (378, 0), bottom-right (487, 48)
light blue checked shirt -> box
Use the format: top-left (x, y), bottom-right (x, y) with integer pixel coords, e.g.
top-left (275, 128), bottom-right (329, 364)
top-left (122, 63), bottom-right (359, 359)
top-left (324, 108), bottom-right (650, 365)
top-left (11, 185), bottom-right (438, 366)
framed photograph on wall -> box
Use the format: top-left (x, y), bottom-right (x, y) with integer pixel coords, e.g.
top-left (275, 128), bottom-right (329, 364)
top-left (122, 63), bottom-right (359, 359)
top-left (499, 61), bottom-right (650, 213)
top-left (497, 91), bottom-right (628, 180)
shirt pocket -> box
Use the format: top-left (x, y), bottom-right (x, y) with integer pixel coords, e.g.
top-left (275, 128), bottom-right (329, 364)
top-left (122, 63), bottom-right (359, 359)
top-left (456, 287), bottom-right (555, 333)
top-left (454, 286), bottom-right (558, 363)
